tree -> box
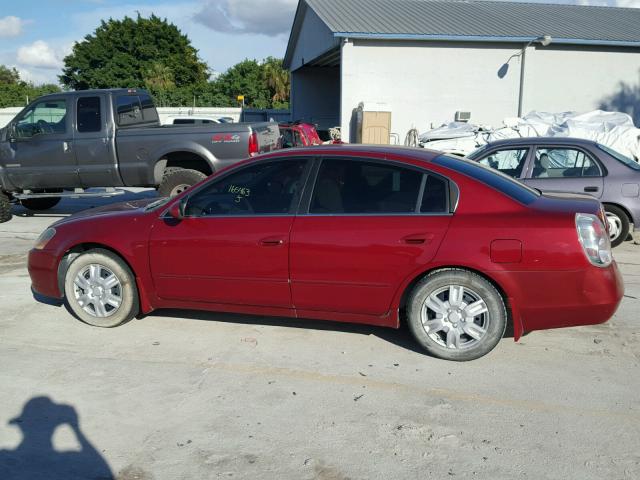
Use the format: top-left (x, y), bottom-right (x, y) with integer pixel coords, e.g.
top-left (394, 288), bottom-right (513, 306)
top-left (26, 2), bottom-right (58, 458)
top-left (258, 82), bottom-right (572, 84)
top-left (60, 14), bottom-right (208, 90)
top-left (0, 66), bottom-right (20, 85)
top-left (262, 57), bottom-right (290, 109)
top-left (0, 65), bottom-right (60, 108)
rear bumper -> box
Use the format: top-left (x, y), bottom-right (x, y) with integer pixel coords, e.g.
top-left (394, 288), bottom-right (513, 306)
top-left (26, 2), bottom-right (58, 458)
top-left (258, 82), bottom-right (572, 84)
top-left (28, 248), bottom-right (62, 299)
top-left (492, 262), bottom-right (624, 334)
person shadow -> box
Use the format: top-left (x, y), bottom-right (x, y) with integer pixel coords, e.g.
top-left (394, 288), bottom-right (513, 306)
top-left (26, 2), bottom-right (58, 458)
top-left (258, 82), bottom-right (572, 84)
top-left (0, 396), bottom-right (114, 480)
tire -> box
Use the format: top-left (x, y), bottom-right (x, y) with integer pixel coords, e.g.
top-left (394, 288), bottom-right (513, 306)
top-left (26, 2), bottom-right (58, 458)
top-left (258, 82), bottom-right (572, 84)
top-left (0, 192), bottom-right (11, 223)
top-left (406, 269), bottom-right (507, 361)
top-left (604, 204), bottom-right (630, 248)
top-left (20, 196), bottom-right (61, 211)
top-left (63, 249), bottom-right (139, 328)
top-left (157, 168), bottom-right (207, 197)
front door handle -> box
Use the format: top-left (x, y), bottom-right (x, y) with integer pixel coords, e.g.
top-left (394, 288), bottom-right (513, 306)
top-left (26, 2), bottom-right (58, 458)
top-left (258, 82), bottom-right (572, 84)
top-left (63, 141), bottom-right (71, 153)
top-left (584, 186), bottom-right (599, 193)
top-left (259, 236), bottom-right (285, 247)
top-left (402, 233), bottom-right (434, 245)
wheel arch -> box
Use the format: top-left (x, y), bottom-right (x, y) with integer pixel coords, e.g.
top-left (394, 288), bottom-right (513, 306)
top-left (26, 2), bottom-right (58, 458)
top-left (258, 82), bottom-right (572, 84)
top-left (153, 148), bottom-right (216, 184)
top-left (394, 264), bottom-right (522, 341)
top-left (602, 202), bottom-right (633, 224)
top-left (57, 242), bottom-right (154, 315)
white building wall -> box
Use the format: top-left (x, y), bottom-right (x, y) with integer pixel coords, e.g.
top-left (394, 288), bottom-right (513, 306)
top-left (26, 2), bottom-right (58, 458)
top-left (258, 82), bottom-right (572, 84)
top-left (340, 39), bottom-right (640, 142)
top-left (522, 45), bottom-right (640, 116)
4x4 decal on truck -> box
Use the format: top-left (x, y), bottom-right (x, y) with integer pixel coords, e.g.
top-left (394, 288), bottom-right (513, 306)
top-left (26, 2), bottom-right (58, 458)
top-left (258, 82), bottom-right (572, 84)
top-left (212, 134), bottom-right (241, 144)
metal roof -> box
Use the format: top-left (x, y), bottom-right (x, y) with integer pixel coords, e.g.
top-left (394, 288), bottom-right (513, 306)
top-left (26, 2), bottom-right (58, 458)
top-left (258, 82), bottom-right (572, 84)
top-left (301, 0), bottom-right (640, 46)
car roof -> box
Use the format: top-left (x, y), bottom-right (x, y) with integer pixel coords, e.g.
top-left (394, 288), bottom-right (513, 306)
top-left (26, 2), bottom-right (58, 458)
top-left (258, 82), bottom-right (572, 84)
top-left (260, 144), bottom-right (442, 163)
top-left (482, 137), bottom-right (599, 148)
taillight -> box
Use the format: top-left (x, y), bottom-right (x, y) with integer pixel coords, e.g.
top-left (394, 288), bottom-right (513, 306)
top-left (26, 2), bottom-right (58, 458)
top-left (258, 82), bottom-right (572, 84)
top-left (248, 131), bottom-right (259, 157)
top-left (576, 213), bottom-right (612, 267)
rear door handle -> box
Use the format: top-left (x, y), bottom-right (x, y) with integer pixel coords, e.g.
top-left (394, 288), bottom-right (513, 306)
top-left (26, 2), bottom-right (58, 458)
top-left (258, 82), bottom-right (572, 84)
top-left (259, 236), bottom-right (285, 247)
top-left (402, 233), bottom-right (434, 245)
top-left (584, 186), bottom-right (599, 193)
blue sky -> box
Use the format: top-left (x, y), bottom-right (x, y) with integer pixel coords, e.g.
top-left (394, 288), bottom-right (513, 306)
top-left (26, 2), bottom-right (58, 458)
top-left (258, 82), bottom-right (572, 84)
top-left (0, 0), bottom-right (638, 85)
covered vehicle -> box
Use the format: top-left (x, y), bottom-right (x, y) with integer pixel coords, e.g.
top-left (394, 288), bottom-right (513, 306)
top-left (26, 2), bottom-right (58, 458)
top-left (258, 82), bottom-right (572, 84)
top-left (467, 137), bottom-right (640, 247)
top-left (29, 146), bottom-right (623, 361)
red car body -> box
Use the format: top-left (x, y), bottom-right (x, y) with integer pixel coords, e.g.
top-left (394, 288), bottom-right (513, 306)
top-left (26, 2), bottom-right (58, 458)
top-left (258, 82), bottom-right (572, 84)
top-left (279, 122), bottom-right (323, 147)
top-left (29, 146), bottom-right (623, 346)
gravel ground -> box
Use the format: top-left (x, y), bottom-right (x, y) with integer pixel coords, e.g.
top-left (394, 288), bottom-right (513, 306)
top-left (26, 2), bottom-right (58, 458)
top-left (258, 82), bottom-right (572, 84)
top-left (0, 191), bottom-right (639, 480)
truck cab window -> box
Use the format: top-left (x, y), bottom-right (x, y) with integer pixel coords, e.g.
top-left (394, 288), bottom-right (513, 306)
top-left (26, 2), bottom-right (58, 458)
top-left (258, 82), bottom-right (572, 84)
top-left (14, 100), bottom-right (67, 139)
top-left (77, 97), bottom-right (102, 133)
top-left (116, 96), bottom-right (143, 126)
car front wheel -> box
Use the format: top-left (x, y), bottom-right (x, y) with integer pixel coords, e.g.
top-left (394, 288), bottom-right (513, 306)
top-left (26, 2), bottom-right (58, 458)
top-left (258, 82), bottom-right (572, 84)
top-left (64, 249), bottom-right (139, 327)
top-left (406, 269), bottom-right (507, 361)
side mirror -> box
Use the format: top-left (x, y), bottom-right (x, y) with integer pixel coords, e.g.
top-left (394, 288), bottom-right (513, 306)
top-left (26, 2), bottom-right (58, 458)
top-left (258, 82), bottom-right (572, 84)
top-left (8, 124), bottom-right (16, 142)
top-left (167, 199), bottom-right (186, 220)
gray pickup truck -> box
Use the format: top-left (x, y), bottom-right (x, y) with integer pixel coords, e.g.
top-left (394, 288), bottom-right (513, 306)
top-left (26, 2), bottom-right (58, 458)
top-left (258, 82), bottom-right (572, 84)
top-left (0, 88), bottom-right (280, 222)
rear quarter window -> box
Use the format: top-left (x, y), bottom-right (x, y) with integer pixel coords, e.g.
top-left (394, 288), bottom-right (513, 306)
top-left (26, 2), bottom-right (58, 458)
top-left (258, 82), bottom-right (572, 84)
top-left (433, 154), bottom-right (540, 205)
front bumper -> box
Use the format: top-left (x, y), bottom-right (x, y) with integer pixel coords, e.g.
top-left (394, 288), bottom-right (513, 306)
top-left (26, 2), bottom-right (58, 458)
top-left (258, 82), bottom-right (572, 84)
top-left (28, 248), bottom-right (62, 299)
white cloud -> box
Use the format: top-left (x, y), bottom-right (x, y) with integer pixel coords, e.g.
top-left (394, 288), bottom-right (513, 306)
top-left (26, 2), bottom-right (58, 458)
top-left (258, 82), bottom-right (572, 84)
top-left (16, 40), bottom-right (67, 69)
top-left (0, 16), bottom-right (25, 37)
top-left (195, 0), bottom-right (297, 37)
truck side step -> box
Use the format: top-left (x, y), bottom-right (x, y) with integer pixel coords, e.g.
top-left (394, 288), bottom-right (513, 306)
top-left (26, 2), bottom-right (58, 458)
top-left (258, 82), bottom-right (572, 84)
top-left (14, 188), bottom-right (126, 200)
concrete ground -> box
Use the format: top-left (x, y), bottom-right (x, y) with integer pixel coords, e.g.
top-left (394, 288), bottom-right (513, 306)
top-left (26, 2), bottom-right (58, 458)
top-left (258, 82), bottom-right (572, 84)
top-left (0, 190), bottom-right (639, 480)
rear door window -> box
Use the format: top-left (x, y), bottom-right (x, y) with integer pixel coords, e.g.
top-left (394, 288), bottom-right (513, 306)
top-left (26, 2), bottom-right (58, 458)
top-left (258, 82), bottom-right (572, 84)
top-left (116, 93), bottom-right (158, 126)
top-left (77, 96), bottom-right (102, 133)
top-left (531, 148), bottom-right (602, 178)
top-left (310, 158), bottom-right (443, 214)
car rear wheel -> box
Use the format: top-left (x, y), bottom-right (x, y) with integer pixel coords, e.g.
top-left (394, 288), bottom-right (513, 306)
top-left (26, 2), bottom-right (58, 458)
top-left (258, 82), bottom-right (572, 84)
top-left (158, 168), bottom-right (207, 197)
top-left (64, 249), bottom-right (139, 328)
top-left (604, 204), bottom-right (629, 248)
top-left (406, 269), bottom-right (507, 361)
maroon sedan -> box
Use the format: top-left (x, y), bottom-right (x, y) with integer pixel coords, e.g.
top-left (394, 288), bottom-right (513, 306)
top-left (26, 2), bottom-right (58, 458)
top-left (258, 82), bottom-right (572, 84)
top-left (28, 146), bottom-right (624, 361)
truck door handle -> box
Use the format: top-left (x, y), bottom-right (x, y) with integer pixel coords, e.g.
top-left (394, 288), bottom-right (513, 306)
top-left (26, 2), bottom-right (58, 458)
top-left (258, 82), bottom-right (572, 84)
top-left (402, 233), bottom-right (434, 245)
top-left (584, 186), bottom-right (599, 193)
top-left (63, 141), bottom-right (71, 153)
top-left (259, 237), bottom-right (285, 246)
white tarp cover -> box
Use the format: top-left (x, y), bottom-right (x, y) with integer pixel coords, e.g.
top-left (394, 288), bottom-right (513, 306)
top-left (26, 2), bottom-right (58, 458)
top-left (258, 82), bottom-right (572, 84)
top-left (419, 110), bottom-right (640, 161)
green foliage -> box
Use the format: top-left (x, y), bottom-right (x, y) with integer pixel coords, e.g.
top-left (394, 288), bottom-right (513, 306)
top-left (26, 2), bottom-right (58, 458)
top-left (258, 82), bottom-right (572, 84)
top-left (60, 14), bottom-right (208, 91)
top-left (0, 66), bottom-right (20, 85)
top-left (0, 66), bottom-right (61, 108)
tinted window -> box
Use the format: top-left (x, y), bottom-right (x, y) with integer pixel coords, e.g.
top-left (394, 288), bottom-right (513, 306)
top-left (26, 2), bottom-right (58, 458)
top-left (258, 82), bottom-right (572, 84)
top-left (14, 99), bottom-right (67, 138)
top-left (433, 154), bottom-right (540, 205)
top-left (310, 158), bottom-right (423, 214)
top-left (116, 94), bottom-right (158, 125)
top-left (173, 118), bottom-right (195, 124)
top-left (185, 160), bottom-right (307, 217)
top-left (116, 95), bottom-right (142, 125)
top-left (478, 148), bottom-right (528, 178)
top-left (532, 148), bottom-right (601, 178)
top-left (597, 143), bottom-right (640, 171)
top-left (421, 174), bottom-right (449, 213)
top-left (139, 94), bottom-right (159, 123)
top-left (77, 96), bottom-right (102, 133)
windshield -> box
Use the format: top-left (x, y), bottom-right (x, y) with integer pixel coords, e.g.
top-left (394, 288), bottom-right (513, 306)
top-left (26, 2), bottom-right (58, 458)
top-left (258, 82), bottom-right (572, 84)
top-left (144, 197), bottom-right (172, 211)
top-left (432, 154), bottom-right (540, 205)
top-left (597, 143), bottom-right (640, 171)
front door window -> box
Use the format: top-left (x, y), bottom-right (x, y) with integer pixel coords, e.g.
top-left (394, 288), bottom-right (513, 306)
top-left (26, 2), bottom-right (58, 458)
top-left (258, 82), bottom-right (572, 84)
top-left (14, 99), bottom-right (67, 139)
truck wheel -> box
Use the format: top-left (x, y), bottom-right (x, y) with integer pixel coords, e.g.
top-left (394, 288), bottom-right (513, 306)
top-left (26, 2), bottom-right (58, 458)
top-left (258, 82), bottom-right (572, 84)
top-left (158, 168), bottom-right (207, 197)
top-left (20, 196), bottom-right (61, 211)
top-left (0, 192), bottom-right (12, 223)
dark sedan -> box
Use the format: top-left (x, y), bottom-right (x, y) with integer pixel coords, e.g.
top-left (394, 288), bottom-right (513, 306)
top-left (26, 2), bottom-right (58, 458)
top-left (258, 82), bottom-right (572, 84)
top-left (467, 138), bottom-right (640, 246)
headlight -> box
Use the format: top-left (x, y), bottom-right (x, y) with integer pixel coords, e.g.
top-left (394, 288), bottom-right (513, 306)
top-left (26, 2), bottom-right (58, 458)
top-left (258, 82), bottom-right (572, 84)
top-left (33, 227), bottom-right (56, 250)
top-left (575, 213), bottom-right (612, 267)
